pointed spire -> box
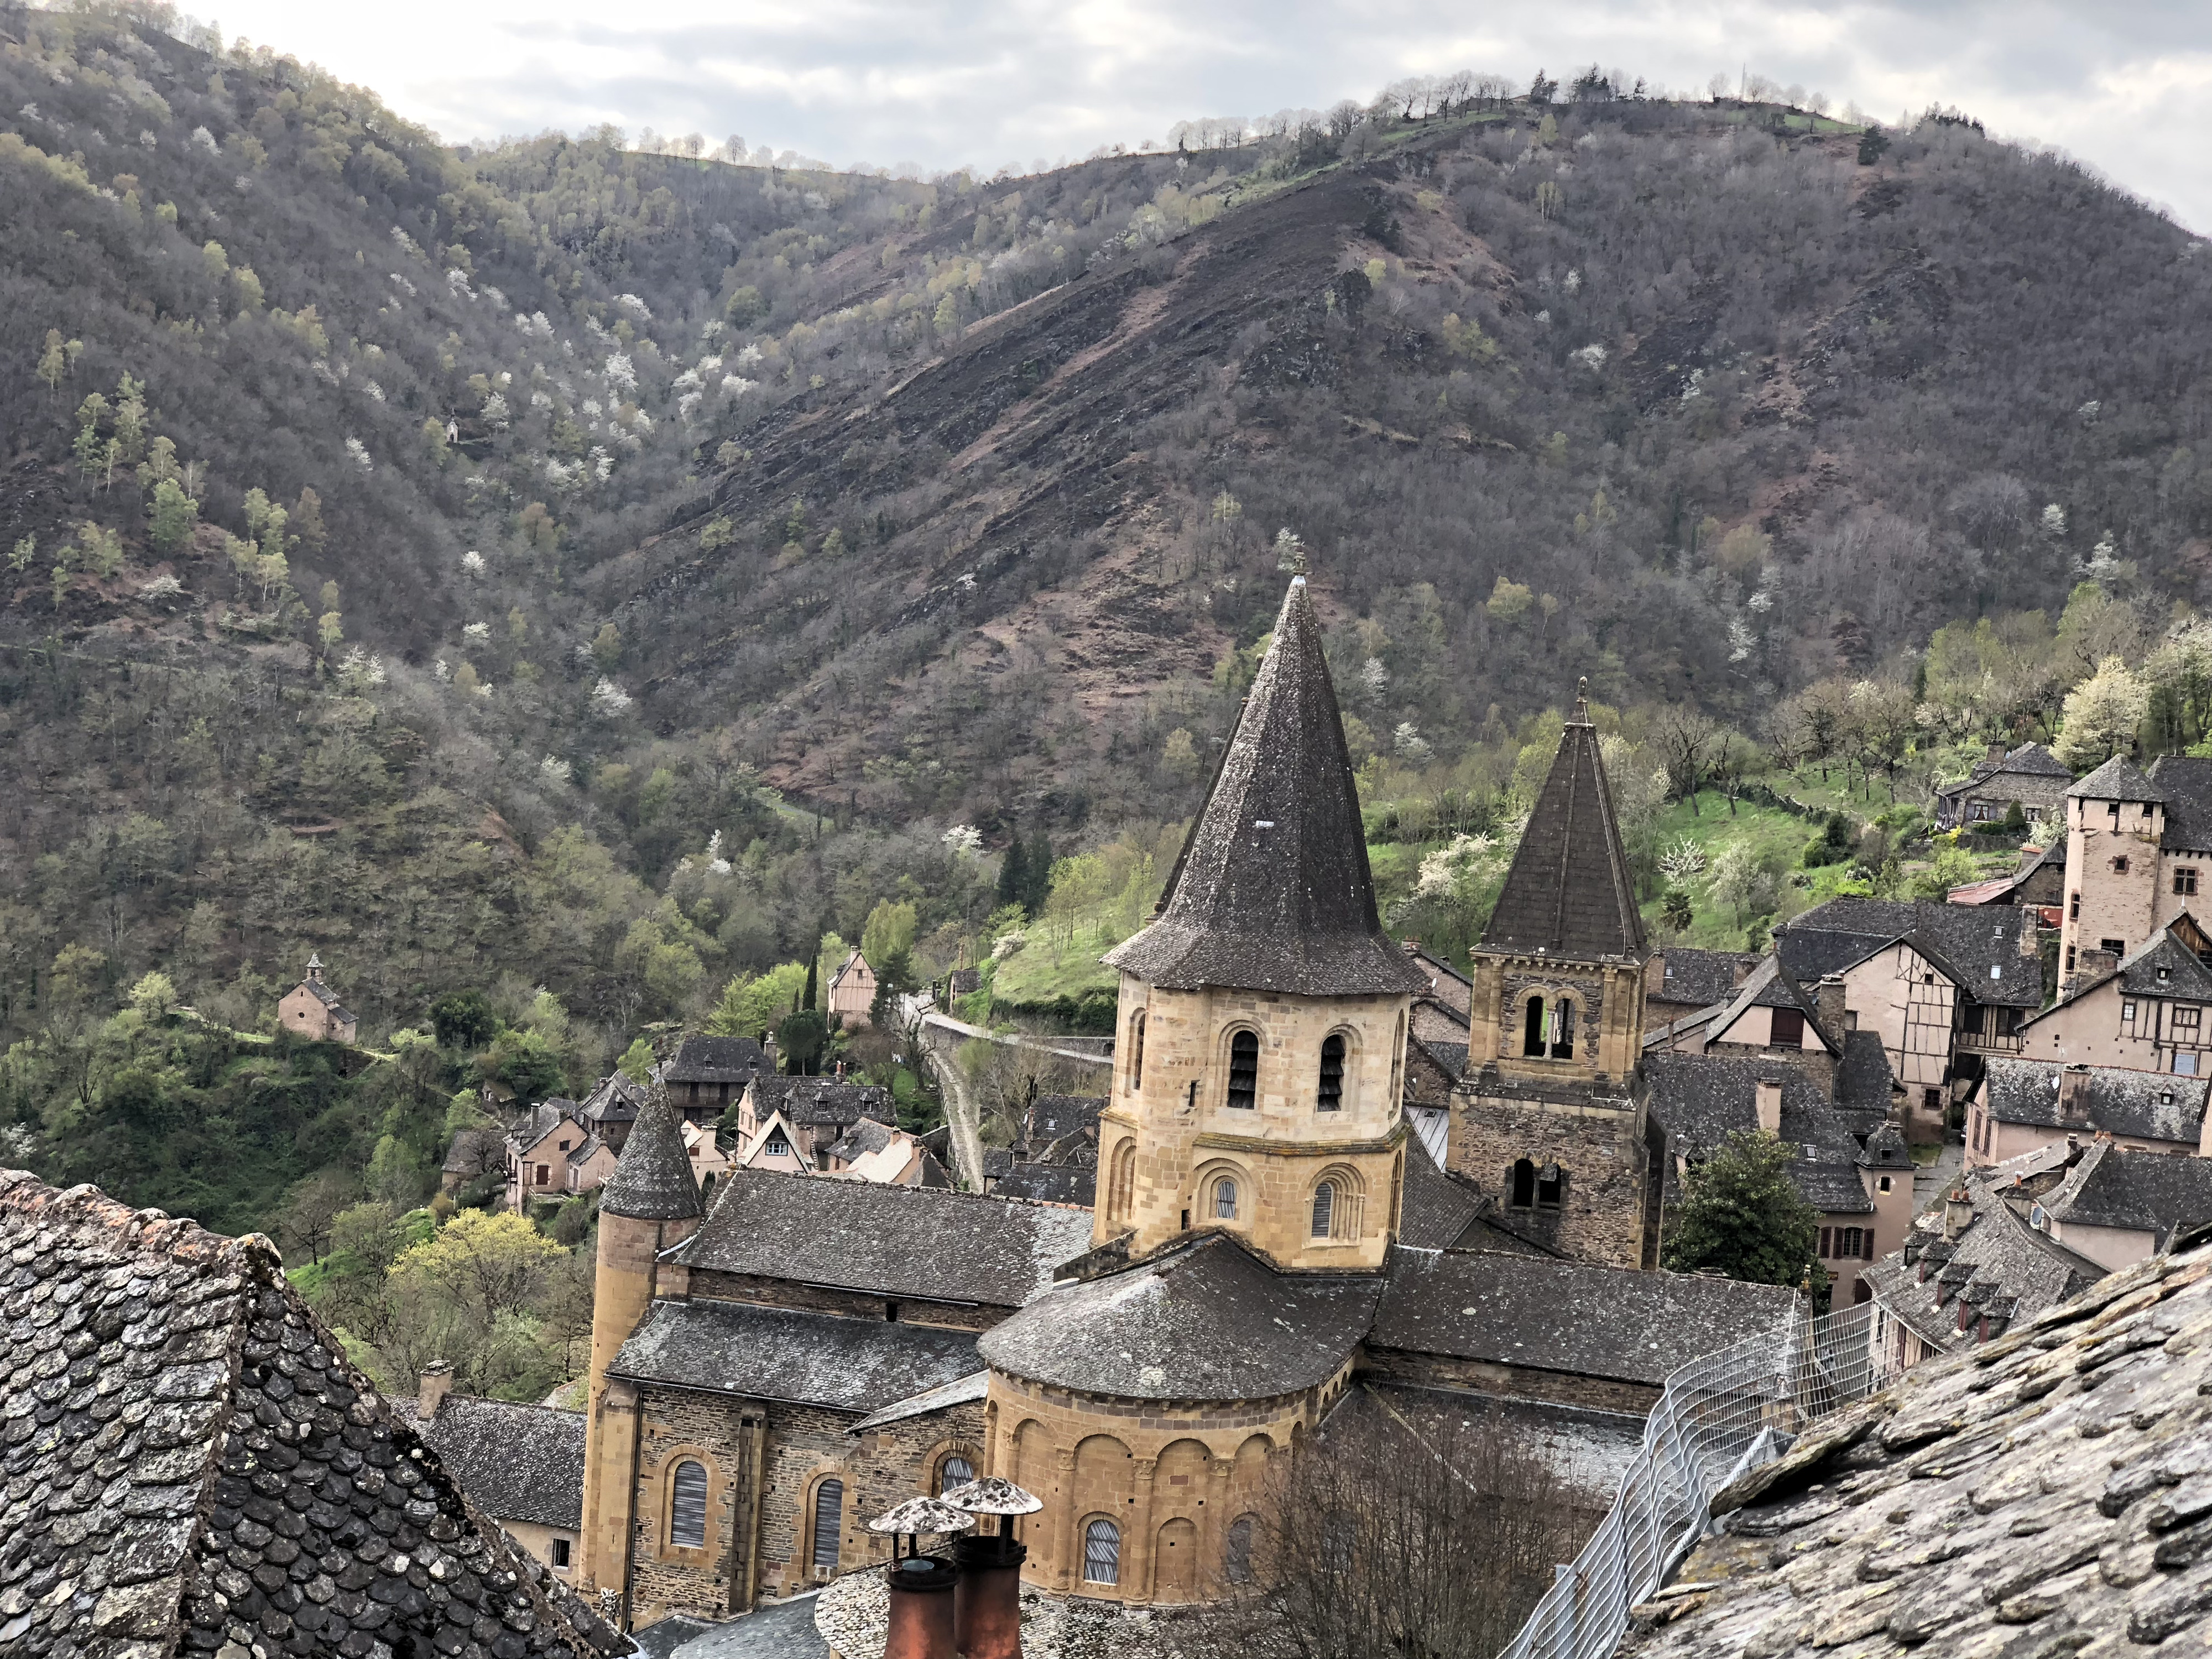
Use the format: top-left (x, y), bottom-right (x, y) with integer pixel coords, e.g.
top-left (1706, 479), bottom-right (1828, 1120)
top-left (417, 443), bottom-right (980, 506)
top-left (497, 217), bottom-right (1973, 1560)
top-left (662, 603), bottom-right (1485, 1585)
top-left (1105, 578), bottom-right (1425, 999)
top-left (1481, 685), bottom-right (1646, 961)
top-left (599, 1069), bottom-right (703, 1221)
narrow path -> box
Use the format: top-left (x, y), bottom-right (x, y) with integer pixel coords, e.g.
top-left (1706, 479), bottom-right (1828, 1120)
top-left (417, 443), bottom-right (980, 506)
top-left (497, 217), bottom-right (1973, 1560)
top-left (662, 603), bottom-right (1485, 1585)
top-left (910, 1009), bottom-right (1113, 1192)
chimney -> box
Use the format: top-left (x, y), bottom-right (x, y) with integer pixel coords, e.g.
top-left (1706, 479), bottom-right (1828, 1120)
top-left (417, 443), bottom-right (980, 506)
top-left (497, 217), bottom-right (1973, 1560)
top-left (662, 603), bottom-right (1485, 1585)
top-left (1944, 1186), bottom-right (1975, 1242)
top-left (2059, 1065), bottom-right (2093, 1124)
top-left (1814, 975), bottom-right (1848, 1037)
top-left (1755, 1079), bottom-right (1783, 1136)
top-left (1731, 955), bottom-right (1756, 988)
top-left (1986, 742), bottom-right (2008, 766)
top-left (416, 1360), bottom-right (453, 1422)
top-left (883, 1557), bottom-right (959, 1659)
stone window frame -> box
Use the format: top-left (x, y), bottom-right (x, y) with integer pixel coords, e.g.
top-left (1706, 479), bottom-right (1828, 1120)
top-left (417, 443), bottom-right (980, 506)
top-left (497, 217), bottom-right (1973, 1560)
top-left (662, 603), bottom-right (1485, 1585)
top-left (1192, 1157), bottom-right (1251, 1228)
top-left (1105, 1138), bottom-right (1137, 1222)
top-left (1308, 1163), bottom-right (1366, 1243)
top-left (1219, 1024), bottom-right (1264, 1112)
top-left (1081, 1515), bottom-right (1123, 1585)
top-left (802, 1468), bottom-right (853, 1580)
top-left (1125, 1008), bottom-right (1147, 1094)
top-left (1316, 1024), bottom-right (1361, 1114)
top-left (1517, 988), bottom-right (1579, 1061)
top-left (926, 1441), bottom-right (982, 1497)
top-left (656, 1446), bottom-right (721, 1561)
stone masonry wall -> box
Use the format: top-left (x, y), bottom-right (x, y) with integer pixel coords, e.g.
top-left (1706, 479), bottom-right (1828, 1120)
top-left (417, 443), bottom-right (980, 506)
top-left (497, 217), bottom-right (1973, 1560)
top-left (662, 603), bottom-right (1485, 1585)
top-left (681, 1268), bottom-right (1004, 1331)
top-left (1448, 1086), bottom-right (1648, 1267)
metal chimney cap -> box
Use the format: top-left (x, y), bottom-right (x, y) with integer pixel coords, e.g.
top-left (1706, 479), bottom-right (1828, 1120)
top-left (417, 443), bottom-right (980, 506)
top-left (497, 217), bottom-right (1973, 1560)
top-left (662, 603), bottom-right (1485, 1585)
top-left (943, 1477), bottom-right (1044, 1516)
top-left (868, 1496), bottom-right (975, 1535)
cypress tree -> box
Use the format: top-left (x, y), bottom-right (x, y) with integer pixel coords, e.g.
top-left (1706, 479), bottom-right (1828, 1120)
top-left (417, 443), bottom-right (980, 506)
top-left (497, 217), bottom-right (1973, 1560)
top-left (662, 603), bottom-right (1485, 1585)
top-left (1024, 829), bottom-right (1053, 915)
top-left (802, 947), bottom-right (818, 1011)
top-left (995, 835), bottom-right (1029, 912)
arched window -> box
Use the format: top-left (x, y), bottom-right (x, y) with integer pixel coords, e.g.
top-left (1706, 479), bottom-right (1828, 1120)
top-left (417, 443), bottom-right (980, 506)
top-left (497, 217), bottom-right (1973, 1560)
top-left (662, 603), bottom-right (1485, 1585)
top-left (1317, 1034), bottom-right (1346, 1112)
top-left (811, 1478), bottom-right (844, 1574)
top-left (1108, 1141), bottom-right (1136, 1220)
top-left (1522, 995), bottom-right (1547, 1057)
top-left (1214, 1177), bottom-right (1238, 1220)
top-left (669, 1460), bottom-right (708, 1549)
top-left (1083, 1517), bottom-right (1121, 1585)
top-left (1227, 1030), bottom-right (1259, 1109)
top-left (1550, 998), bottom-right (1575, 1060)
top-left (1509, 1157), bottom-right (1537, 1209)
top-left (1128, 1010), bottom-right (1146, 1092)
top-left (1536, 1164), bottom-right (1565, 1209)
top-left (1225, 1515), bottom-right (1256, 1584)
top-left (1311, 1181), bottom-right (1335, 1239)
top-left (938, 1455), bottom-right (975, 1495)
top-left (1391, 1011), bottom-right (1406, 1109)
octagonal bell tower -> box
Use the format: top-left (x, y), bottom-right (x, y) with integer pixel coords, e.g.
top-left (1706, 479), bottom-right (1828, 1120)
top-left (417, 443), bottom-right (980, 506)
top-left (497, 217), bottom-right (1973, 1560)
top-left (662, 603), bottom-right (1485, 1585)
top-left (1095, 576), bottom-right (1427, 1272)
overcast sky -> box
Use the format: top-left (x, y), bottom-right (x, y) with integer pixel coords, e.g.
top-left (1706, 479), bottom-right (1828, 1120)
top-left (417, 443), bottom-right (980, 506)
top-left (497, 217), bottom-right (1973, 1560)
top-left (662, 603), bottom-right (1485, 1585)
top-left (200, 1), bottom-right (2212, 229)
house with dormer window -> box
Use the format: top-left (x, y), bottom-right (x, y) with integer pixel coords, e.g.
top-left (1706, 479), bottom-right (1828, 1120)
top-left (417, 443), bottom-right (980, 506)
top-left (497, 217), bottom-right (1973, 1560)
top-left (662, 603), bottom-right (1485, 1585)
top-left (2017, 919), bottom-right (2212, 1077)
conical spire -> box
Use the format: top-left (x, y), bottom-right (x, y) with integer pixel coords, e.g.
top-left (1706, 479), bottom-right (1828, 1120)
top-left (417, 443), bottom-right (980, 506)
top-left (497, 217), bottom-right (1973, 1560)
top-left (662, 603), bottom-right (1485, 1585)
top-left (598, 1070), bottom-right (703, 1221)
top-left (1105, 578), bottom-right (1425, 998)
top-left (1481, 681), bottom-right (1645, 961)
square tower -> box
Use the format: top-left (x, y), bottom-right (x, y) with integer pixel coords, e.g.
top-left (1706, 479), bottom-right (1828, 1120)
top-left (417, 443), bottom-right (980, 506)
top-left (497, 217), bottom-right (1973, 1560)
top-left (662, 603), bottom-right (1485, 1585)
top-left (1449, 687), bottom-right (1657, 1267)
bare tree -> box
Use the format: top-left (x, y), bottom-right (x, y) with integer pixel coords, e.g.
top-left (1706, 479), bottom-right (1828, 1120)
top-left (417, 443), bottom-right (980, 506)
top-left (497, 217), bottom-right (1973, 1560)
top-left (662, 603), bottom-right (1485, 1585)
top-left (1652, 706), bottom-right (1721, 813)
top-left (1195, 1389), bottom-right (1587, 1659)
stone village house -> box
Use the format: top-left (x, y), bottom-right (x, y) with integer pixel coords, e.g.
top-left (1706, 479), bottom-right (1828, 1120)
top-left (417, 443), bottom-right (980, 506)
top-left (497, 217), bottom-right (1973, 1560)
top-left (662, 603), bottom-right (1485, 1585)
top-left (277, 952), bottom-right (358, 1044)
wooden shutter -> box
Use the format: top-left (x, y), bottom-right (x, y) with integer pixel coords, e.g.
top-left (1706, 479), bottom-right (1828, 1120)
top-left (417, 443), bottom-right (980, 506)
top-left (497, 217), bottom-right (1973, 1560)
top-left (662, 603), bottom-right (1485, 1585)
top-left (669, 1461), bottom-right (708, 1549)
top-left (812, 1479), bottom-right (844, 1572)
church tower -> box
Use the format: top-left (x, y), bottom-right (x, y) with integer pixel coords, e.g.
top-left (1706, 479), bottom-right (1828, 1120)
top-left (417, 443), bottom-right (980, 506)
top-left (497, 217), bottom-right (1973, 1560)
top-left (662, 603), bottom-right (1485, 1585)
top-left (578, 1079), bottom-right (703, 1608)
top-left (1449, 684), bottom-right (1658, 1267)
top-left (1097, 576), bottom-right (1428, 1271)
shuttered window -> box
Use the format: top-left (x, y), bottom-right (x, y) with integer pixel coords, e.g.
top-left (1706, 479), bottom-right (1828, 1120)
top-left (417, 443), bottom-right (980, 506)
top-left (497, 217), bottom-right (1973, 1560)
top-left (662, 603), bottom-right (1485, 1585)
top-left (669, 1460), bottom-right (708, 1549)
top-left (1227, 1031), bottom-right (1259, 1109)
top-left (1213, 1178), bottom-right (1238, 1220)
top-left (1317, 1035), bottom-right (1345, 1111)
top-left (1225, 1516), bottom-right (1255, 1583)
top-left (812, 1479), bottom-right (844, 1573)
top-left (938, 1457), bottom-right (974, 1495)
top-left (1083, 1518), bottom-right (1120, 1584)
top-left (1311, 1181), bottom-right (1335, 1239)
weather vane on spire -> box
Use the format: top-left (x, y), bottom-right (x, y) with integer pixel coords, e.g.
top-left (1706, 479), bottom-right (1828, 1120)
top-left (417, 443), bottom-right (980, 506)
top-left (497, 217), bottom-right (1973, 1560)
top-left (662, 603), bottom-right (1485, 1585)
top-left (1573, 675), bottom-right (1590, 721)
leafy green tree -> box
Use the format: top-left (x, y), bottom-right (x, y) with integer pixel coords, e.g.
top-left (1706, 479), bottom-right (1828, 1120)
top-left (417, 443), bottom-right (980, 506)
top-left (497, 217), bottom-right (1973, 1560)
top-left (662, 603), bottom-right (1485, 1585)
top-left (429, 989), bottom-right (496, 1048)
top-left (706, 964), bottom-right (806, 1038)
top-left (869, 945), bottom-right (915, 1028)
top-left (148, 478), bottom-right (198, 552)
top-left (618, 1034), bottom-right (656, 1080)
top-left (777, 1007), bottom-right (828, 1074)
top-left (1663, 1130), bottom-right (1824, 1290)
top-left (126, 971), bottom-right (178, 1019)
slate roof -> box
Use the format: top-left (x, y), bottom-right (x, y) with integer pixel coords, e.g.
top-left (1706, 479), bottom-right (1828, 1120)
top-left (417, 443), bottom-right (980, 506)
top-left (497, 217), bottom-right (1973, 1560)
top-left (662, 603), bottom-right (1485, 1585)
top-left (599, 1085), bottom-right (704, 1221)
top-left (979, 1232), bottom-right (1383, 1401)
top-left (824, 1118), bottom-right (899, 1164)
top-left (2152, 755), bottom-right (2212, 851)
top-left (676, 1170), bottom-right (1093, 1306)
top-left (607, 1298), bottom-right (982, 1414)
top-left (0, 1170), bottom-right (624, 1659)
top-left (1622, 1237), bottom-right (2212, 1659)
top-left (2069, 753), bottom-right (2165, 802)
top-left (1022, 1093), bottom-right (1104, 1149)
top-left (1652, 948), bottom-right (1759, 1008)
top-left (1938, 741), bottom-right (2072, 796)
top-left (990, 1163), bottom-right (1095, 1206)
top-left (1104, 578), bottom-right (1426, 999)
top-left (1775, 898), bottom-right (2043, 1008)
top-left (1642, 1051), bottom-right (1874, 1214)
top-left (846, 1371), bottom-right (990, 1434)
top-left (1859, 1157), bottom-right (2104, 1357)
top-left (1411, 1034), bottom-right (1469, 1081)
top-left (580, 1071), bottom-right (648, 1126)
top-left (2041, 1139), bottom-right (2212, 1245)
top-left (1979, 1056), bottom-right (2210, 1147)
top-left (1396, 1131), bottom-right (1485, 1251)
top-left (664, 1035), bottom-right (767, 1084)
top-left (1704, 957), bottom-right (1837, 1051)
top-left (2119, 930), bottom-right (2212, 1001)
top-left (1481, 697), bottom-right (1646, 962)
top-left (748, 1075), bottom-right (895, 1131)
top-left (419, 1395), bottom-right (587, 1531)
top-left (1369, 1248), bottom-right (1797, 1387)
top-left (511, 1101), bottom-right (579, 1152)
top-left (294, 974), bottom-right (357, 1023)
top-left (1833, 1031), bottom-right (1897, 1123)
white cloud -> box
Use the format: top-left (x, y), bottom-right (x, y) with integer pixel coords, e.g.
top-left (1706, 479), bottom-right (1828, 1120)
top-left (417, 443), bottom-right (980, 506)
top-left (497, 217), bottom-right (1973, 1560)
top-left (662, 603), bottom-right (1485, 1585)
top-left (212, 1), bottom-right (2212, 226)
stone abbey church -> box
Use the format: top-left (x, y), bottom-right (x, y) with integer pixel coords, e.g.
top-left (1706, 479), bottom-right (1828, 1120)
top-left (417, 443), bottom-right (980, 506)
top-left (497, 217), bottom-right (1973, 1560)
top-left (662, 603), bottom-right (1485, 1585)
top-left (574, 578), bottom-right (1792, 1627)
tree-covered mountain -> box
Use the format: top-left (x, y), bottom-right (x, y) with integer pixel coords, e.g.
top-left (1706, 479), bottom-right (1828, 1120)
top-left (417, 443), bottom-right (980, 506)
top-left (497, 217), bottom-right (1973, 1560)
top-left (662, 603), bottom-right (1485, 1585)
top-left (4, 4), bottom-right (2212, 1231)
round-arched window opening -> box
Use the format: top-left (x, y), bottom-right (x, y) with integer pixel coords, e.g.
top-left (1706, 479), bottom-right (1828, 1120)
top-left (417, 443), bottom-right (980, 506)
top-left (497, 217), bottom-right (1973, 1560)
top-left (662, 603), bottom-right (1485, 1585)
top-left (1317, 1034), bottom-right (1346, 1111)
top-left (1311, 1180), bottom-right (1335, 1239)
top-left (670, 1460), bottom-right (708, 1549)
top-left (1214, 1178), bottom-right (1238, 1220)
top-left (939, 1455), bottom-right (975, 1495)
top-left (1227, 1030), bottom-right (1259, 1109)
top-left (811, 1478), bottom-right (845, 1574)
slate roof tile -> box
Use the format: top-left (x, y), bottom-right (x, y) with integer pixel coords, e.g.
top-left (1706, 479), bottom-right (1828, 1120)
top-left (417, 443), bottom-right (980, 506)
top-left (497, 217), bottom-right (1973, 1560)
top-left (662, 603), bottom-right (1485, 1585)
top-left (1104, 579), bottom-right (1426, 998)
top-left (607, 1300), bottom-right (981, 1414)
top-left (599, 1086), bottom-right (703, 1221)
top-left (1776, 898), bottom-right (2043, 1008)
top-left (1980, 1056), bottom-right (2210, 1147)
top-left (675, 1170), bottom-right (1092, 1306)
top-left (747, 1076), bottom-right (894, 1131)
top-left (419, 1396), bottom-right (586, 1531)
top-left (0, 1168), bottom-right (624, 1659)
top-left (663, 1036), bottom-right (768, 1084)
top-left (2153, 755), bottom-right (2212, 851)
top-left (2041, 1139), bottom-right (2212, 1245)
top-left (1481, 694), bottom-right (1646, 962)
top-left (979, 1232), bottom-right (1381, 1400)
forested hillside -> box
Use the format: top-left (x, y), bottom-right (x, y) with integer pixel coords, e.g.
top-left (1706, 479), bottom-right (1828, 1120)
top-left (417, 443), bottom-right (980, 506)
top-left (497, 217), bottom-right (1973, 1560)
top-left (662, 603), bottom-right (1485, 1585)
top-left (3, 4), bottom-right (2212, 1239)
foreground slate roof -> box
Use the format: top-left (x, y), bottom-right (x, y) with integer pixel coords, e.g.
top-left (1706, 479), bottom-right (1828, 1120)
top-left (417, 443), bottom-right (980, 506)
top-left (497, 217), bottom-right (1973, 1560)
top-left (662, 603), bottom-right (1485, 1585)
top-left (1482, 695), bottom-right (1646, 962)
top-left (0, 1170), bottom-right (624, 1659)
top-left (980, 1232), bottom-right (1384, 1401)
top-left (674, 1169), bottom-right (1093, 1306)
top-left (419, 1395), bottom-right (587, 1532)
top-left (1983, 1055), bottom-right (2210, 1147)
top-left (1369, 1248), bottom-right (1797, 1387)
top-left (1619, 1231), bottom-right (2212, 1659)
top-left (1104, 578), bottom-right (1426, 999)
top-left (607, 1299), bottom-right (981, 1415)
